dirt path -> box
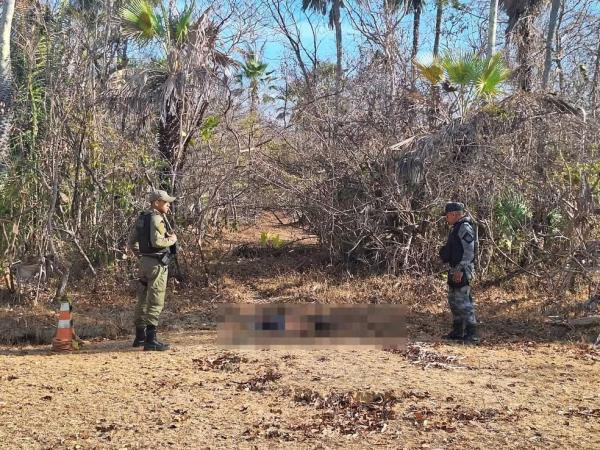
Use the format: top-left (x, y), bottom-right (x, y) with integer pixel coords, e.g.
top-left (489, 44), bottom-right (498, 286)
top-left (1, 216), bottom-right (599, 448)
top-left (1, 332), bottom-right (598, 449)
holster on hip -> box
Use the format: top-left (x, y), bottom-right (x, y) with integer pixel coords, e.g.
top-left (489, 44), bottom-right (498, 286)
top-left (447, 269), bottom-right (470, 288)
top-left (159, 252), bottom-right (172, 266)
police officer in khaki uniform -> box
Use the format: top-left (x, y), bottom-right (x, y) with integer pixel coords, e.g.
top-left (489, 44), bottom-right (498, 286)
top-left (439, 202), bottom-right (479, 343)
top-left (127, 190), bottom-right (177, 351)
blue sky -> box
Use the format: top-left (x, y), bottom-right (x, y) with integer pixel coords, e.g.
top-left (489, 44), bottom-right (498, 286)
top-left (95, 0), bottom-right (503, 68)
top-left (258, 1), bottom-right (498, 69)
top-left (69, 0), bottom-right (598, 84)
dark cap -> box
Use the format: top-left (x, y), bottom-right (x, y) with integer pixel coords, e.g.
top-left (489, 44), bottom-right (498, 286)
top-left (443, 202), bottom-right (465, 215)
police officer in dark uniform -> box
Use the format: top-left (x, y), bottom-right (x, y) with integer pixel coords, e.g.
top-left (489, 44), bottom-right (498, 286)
top-left (439, 202), bottom-right (479, 343)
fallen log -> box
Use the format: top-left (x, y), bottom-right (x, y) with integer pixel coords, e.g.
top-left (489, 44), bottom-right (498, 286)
top-left (567, 316), bottom-right (600, 327)
top-left (545, 316), bottom-right (600, 327)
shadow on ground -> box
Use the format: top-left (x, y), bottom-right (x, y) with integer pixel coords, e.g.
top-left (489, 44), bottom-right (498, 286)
top-left (1, 238), bottom-right (597, 348)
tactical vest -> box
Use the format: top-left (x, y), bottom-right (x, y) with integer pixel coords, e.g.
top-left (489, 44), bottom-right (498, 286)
top-left (136, 211), bottom-right (168, 255)
top-left (440, 217), bottom-right (474, 267)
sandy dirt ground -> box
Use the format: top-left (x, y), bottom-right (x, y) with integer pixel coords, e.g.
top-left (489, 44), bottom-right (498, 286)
top-left (1, 333), bottom-right (599, 449)
top-left (1, 216), bottom-right (599, 449)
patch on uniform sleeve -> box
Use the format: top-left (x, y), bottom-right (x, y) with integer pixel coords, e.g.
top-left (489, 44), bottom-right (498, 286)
top-left (460, 224), bottom-right (474, 243)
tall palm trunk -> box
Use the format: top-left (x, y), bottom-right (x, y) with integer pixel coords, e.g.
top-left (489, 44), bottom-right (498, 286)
top-left (0, 0), bottom-right (16, 172)
top-left (410, 4), bottom-right (421, 86)
top-left (428, 1), bottom-right (444, 126)
top-left (501, 0), bottom-right (546, 91)
top-left (433, 0), bottom-right (443, 58)
top-left (542, 0), bottom-right (561, 89)
top-left (514, 16), bottom-right (535, 91)
top-left (332, 0), bottom-right (342, 115)
top-left (157, 95), bottom-right (181, 192)
top-left (411, 7), bottom-right (421, 60)
top-left (250, 79), bottom-right (259, 115)
top-left (486, 0), bottom-right (499, 59)
top-left (591, 38), bottom-right (600, 118)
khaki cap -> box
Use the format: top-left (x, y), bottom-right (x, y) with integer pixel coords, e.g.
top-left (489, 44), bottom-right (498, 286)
top-left (148, 190), bottom-right (176, 203)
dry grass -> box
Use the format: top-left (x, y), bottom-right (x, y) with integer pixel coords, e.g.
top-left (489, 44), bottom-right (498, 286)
top-left (0, 213), bottom-right (597, 346)
top-left (0, 215), bottom-right (599, 448)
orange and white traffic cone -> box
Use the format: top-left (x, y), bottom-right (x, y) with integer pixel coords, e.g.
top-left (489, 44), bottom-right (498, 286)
top-left (51, 299), bottom-right (79, 351)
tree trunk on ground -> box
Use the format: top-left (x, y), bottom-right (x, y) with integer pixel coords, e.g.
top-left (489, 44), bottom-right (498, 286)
top-left (542, 0), bottom-right (562, 90)
top-left (0, 0), bottom-right (16, 173)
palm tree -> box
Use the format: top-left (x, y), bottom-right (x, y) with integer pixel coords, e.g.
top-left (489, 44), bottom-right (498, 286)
top-left (301, 0), bottom-right (343, 107)
top-left (0, 0), bottom-right (16, 174)
top-left (238, 51), bottom-right (274, 115)
top-left (119, 0), bottom-right (231, 191)
top-left (415, 52), bottom-right (511, 119)
top-left (542, 0), bottom-right (562, 90)
top-left (499, 0), bottom-right (547, 91)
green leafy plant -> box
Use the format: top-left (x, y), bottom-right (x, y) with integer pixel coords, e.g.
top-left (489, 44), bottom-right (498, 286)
top-left (414, 51), bottom-right (511, 119)
top-left (260, 232), bottom-right (284, 249)
top-left (199, 115), bottom-right (220, 141)
top-left (493, 191), bottom-right (532, 253)
top-left (562, 161), bottom-right (600, 196)
top-left (546, 209), bottom-right (565, 236)
top-left (260, 231), bottom-right (269, 246)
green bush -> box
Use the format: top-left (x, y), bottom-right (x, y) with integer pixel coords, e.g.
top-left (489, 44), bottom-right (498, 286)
top-left (494, 191), bottom-right (532, 236)
top-left (260, 231), bottom-right (284, 249)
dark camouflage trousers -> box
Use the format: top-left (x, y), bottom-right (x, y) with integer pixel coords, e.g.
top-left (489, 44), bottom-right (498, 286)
top-left (447, 285), bottom-right (476, 325)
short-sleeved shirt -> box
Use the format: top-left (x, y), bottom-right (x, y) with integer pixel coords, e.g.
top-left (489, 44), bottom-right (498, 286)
top-left (127, 209), bottom-right (176, 255)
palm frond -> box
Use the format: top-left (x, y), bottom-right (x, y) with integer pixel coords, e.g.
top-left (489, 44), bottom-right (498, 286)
top-left (302, 0), bottom-right (328, 15)
top-left (414, 57), bottom-right (444, 84)
top-left (172, 6), bottom-right (194, 44)
top-left (442, 51), bottom-right (483, 86)
top-left (120, 0), bottom-right (163, 45)
top-left (494, 190), bottom-right (532, 236)
top-left (107, 65), bottom-right (168, 120)
top-left (405, 0), bottom-right (426, 14)
top-left (185, 10), bottom-right (235, 70)
top-left (476, 52), bottom-right (511, 97)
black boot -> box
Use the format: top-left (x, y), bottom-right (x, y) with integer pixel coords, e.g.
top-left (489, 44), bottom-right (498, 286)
top-left (463, 323), bottom-right (480, 344)
top-left (132, 326), bottom-right (146, 347)
top-left (443, 319), bottom-right (464, 340)
top-left (143, 325), bottom-right (170, 351)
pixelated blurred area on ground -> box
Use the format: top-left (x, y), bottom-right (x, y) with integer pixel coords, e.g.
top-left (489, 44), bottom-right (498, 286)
top-left (0, 214), bottom-right (598, 449)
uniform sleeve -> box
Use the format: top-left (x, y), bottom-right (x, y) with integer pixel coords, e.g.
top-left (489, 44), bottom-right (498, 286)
top-left (150, 214), bottom-right (177, 249)
top-left (456, 222), bottom-right (475, 270)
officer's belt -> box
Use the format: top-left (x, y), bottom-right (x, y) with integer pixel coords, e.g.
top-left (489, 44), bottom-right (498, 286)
top-left (140, 252), bottom-right (168, 259)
